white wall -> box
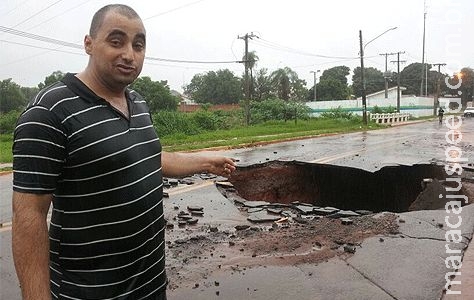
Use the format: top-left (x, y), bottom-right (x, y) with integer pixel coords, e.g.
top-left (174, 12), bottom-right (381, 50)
top-left (306, 96), bottom-right (461, 118)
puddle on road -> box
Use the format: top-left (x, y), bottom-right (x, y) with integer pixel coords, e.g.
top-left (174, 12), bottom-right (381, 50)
top-left (225, 161), bottom-right (473, 213)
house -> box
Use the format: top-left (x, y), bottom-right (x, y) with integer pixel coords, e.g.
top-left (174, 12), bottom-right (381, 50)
top-left (357, 86), bottom-right (407, 101)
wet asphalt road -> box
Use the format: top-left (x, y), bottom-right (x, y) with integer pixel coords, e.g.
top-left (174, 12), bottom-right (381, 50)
top-left (1, 118), bottom-right (473, 224)
top-left (205, 117), bottom-right (474, 171)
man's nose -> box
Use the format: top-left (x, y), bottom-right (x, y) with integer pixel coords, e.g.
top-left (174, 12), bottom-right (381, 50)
top-left (121, 44), bottom-right (135, 62)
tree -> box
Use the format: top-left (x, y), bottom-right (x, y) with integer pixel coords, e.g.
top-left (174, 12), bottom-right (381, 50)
top-left (246, 51), bottom-right (259, 74)
top-left (316, 66), bottom-right (351, 100)
top-left (243, 51), bottom-right (259, 100)
top-left (130, 76), bottom-right (179, 112)
top-left (38, 71), bottom-right (66, 89)
top-left (317, 78), bottom-right (351, 101)
top-left (269, 67), bottom-right (307, 101)
top-left (21, 86), bottom-right (39, 102)
top-left (184, 69), bottom-right (242, 104)
top-left (252, 68), bottom-right (273, 101)
top-left (0, 78), bottom-right (27, 113)
top-left (399, 63), bottom-right (433, 96)
top-left (458, 67), bottom-right (474, 107)
top-left (322, 66), bottom-right (351, 85)
top-left (352, 67), bottom-right (386, 98)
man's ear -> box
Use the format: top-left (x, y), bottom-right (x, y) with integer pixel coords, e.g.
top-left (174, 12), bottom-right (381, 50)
top-left (84, 35), bottom-right (93, 55)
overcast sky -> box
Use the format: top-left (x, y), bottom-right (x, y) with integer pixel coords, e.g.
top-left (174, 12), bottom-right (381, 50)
top-left (1, 0), bottom-right (473, 93)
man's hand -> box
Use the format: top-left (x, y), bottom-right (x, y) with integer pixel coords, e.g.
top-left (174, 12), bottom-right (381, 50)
top-left (205, 156), bottom-right (236, 177)
top-left (162, 152), bottom-right (236, 178)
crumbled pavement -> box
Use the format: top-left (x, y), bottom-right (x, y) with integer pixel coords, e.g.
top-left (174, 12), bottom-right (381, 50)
top-left (163, 177), bottom-right (474, 300)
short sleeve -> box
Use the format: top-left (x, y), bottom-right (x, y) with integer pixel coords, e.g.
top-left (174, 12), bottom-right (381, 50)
top-left (12, 105), bottom-right (67, 194)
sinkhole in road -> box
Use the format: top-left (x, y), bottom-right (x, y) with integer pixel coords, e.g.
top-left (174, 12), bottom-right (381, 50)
top-left (225, 161), bottom-right (472, 213)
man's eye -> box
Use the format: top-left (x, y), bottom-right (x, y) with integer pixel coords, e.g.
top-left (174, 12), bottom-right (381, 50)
top-left (134, 43), bottom-right (145, 50)
top-left (110, 40), bottom-right (122, 47)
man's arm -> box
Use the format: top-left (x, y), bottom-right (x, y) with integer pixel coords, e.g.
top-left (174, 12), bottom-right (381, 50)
top-left (162, 151), bottom-right (236, 178)
top-left (12, 191), bottom-right (52, 300)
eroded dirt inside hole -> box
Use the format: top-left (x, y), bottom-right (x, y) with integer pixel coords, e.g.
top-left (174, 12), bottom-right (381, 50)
top-left (227, 161), bottom-right (473, 213)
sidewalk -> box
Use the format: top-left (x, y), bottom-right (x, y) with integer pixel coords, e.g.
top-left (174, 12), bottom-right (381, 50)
top-left (443, 240), bottom-right (474, 299)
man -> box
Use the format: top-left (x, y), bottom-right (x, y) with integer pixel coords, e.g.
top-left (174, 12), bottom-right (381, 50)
top-left (438, 106), bottom-right (445, 124)
top-left (12, 4), bottom-right (235, 299)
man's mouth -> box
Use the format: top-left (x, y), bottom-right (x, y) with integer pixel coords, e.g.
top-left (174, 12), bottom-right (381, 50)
top-left (116, 64), bottom-right (135, 73)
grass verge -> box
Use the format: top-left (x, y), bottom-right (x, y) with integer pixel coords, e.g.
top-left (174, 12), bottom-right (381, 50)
top-left (161, 118), bottom-right (384, 151)
top-left (0, 134), bottom-right (13, 164)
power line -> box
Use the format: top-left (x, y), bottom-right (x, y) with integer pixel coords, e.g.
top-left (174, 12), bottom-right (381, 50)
top-left (0, 40), bottom-right (84, 68)
top-left (1, 0), bottom-right (32, 17)
top-left (0, 25), bottom-right (241, 65)
top-left (145, 62), bottom-right (212, 71)
top-left (143, 0), bottom-right (208, 20)
top-left (11, 0), bottom-right (65, 28)
top-left (24, 0), bottom-right (95, 31)
top-left (0, 25), bottom-right (83, 49)
top-left (253, 37), bottom-right (359, 60)
top-left (291, 57), bottom-right (365, 69)
top-left (145, 56), bottom-right (241, 64)
top-left (0, 39), bottom-right (229, 71)
top-left (0, 39), bottom-right (83, 55)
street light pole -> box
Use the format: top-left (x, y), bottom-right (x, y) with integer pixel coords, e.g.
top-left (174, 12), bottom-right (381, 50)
top-left (359, 26), bottom-right (398, 126)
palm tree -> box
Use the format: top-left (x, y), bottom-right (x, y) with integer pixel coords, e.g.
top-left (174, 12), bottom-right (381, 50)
top-left (243, 51), bottom-right (259, 99)
top-left (270, 67), bottom-right (300, 101)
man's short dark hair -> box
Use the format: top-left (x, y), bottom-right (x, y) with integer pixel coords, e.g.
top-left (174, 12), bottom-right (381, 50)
top-left (89, 4), bottom-right (141, 38)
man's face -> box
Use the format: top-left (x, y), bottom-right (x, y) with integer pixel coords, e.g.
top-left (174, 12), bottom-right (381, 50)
top-left (85, 11), bottom-right (146, 88)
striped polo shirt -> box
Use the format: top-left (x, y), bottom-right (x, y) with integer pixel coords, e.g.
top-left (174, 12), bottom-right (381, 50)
top-left (13, 73), bottom-right (166, 299)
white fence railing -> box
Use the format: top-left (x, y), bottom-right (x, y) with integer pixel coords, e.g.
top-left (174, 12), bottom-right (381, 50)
top-left (370, 112), bottom-right (410, 124)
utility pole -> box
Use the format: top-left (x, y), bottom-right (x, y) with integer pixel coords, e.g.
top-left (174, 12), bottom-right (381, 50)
top-left (432, 63), bottom-right (446, 115)
top-left (420, 1), bottom-right (427, 96)
top-left (310, 70), bottom-right (320, 101)
top-left (238, 32), bottom-right (257, 126)
top-left (379, 52), bottom-right (397, 98)
top-left (359, 30), bottom-right (368, 125)
top-left (391, 51), bottom-right (406, 112)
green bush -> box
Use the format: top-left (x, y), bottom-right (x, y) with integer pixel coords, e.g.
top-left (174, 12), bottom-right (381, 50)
top-left (320, 106), bottom-right (354, 120)
top-left (0, 134), bottom-right (13, 163)
top-left (153, 108), bottom-right (246, 138)
top-left (371, 105), bottom-right (383, 114)
top-left (250, 99), bottom-right (311, 124)
top-left (211, 109), bottom-right (243, 129)
top-left (190, 110), bottom-right (222, 131)
top-left (152, 111), bottom-right (200, 137)
top-left (371, 105), bottom-right (396, 114)
top-left (0, 110), bottom-right (21, 134)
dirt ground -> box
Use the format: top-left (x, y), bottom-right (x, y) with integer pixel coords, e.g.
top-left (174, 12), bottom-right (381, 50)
top-left (164, 212), bottom-right (399, 290)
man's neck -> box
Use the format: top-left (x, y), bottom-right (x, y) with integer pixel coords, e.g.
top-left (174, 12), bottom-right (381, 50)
top-left (76, 70), bottom-right (126, 100)
top-left (76, 71), bottom-right (130, 118)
